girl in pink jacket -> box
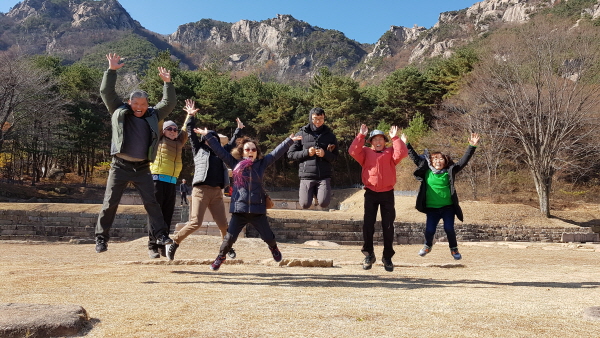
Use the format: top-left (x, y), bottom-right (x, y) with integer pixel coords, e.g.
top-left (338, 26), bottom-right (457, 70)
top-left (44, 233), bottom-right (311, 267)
top-left (349, 124), bottom-right (407, 272)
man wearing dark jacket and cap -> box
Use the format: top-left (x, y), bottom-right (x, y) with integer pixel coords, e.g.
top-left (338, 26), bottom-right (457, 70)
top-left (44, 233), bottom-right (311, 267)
top-left (287, 107), bottom-right (339, 209)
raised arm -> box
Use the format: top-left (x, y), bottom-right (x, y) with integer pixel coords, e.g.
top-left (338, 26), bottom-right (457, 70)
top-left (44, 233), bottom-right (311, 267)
top-left (286, 131), bottom-right (309, 161)
top-left (196, 128), bottom-right (238, 169)
top-left (453, 133), bottom-right (479, 172)
top-left (224, 118), bottom-right (245, 152)
top-left (154, 67), bottom-right (176, 121)
top-left (403, 134), bottom-right (424, 166)
top-left (183, 100), bottom-right (202, 154)
top-left (100, 53), bottom-right (125, 114)
top-left (348, 124), bottom-right (368, 165)
top-left (389, 126), bottom-right (408, 164)
top-left (264, 134), bottom-right (302, 167)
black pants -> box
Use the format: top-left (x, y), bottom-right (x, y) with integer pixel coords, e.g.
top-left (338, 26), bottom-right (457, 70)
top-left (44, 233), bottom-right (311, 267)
top-left (218, 213), bottom-right (277, 256)
top-left (149, 180), bottom-right (176, 249)
top-left (362, 189), bottom-right (396, 259)
top-left (180, 191), bottom-right (188, 205)
top-left (95, 157), bottom-right (168, 242)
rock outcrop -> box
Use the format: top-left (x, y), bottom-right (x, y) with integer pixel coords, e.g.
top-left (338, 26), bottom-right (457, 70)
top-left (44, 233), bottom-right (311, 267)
top-left (168, 14), bottom-right (366, 80)
top-left (0, 303), bottom-right (89, 338)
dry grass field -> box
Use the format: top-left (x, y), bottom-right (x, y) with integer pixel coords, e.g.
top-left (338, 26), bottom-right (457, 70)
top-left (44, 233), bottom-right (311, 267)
top-left (1, 235), bottom-right (599, 337)
top-left (1, 189), bottom-right (599, 337)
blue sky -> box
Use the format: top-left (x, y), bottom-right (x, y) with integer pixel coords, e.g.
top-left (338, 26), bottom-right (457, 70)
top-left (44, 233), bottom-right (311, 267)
top-left (1, 0), bottom-right (478, 44)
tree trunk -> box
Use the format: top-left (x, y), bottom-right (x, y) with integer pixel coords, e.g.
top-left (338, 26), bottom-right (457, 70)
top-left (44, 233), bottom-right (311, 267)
top-left (531, 170), bottom-right (551, 218)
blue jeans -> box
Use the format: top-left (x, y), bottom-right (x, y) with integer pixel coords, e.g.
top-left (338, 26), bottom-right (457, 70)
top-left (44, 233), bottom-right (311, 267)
top-left (424, 205), bottom-right (457, 248)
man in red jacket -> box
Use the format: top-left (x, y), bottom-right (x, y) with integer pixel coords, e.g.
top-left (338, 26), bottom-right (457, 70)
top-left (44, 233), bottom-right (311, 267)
top-left (349, 124), bottom-right (407, 272)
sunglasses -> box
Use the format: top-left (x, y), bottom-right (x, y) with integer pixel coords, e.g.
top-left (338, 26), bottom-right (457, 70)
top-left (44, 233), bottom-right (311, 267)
top-left (164, 127), bottom-right (178, 132)
top-left (244, 148), bottom-right (257, 152)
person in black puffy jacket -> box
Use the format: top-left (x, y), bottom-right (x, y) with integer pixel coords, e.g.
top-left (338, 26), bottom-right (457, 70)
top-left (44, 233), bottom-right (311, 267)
top-left (287, 107), bottom-right (339, 209)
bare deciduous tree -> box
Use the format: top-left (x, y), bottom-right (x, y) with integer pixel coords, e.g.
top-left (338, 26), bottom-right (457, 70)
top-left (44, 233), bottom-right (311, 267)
top-left (462, 18), bottom-right (600, 217)
top-left (0, 50), bottom-right (62, 153)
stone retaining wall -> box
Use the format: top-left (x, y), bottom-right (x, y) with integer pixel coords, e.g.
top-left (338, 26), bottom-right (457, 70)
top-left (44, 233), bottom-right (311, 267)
top-left (0, 207), bottom-right (147, 242)
top-left (0, 204), bottom-right (597, 244)
top-left (247, 219), bottom-right (599, 245)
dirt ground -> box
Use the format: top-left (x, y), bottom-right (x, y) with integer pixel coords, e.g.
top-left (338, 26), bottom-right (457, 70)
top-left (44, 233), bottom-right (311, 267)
top-left (1, 190), bottom-right (599, 337)
top-left (1, 237), bottom-right (599, 338)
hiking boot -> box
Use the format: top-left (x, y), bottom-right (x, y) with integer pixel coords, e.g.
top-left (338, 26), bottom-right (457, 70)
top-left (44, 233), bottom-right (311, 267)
top-left (166, 243), bottom-right (179, 261)
top-left (269, 245), bottom-right (282, 262)
top-left (210, 255), bottom-right (226, 271)
top-left (362, 254), bottom-right (376, 270)
top-left (382, 257), bottom-right (394, 272)
top-left (148, 248), bottom-right (160, 259)
top-left (95, 236), bottom-right (107, 253)
top-left (227, 247), bottom-right (237, 259)
top-left (158, 245), bottom-right (166, 257)
top-left (451, 247), bottom-right (462, 260)
top-left (156, 234), bottom-right (173, 246)
top-left (418, 245), bottom-right (432, 257)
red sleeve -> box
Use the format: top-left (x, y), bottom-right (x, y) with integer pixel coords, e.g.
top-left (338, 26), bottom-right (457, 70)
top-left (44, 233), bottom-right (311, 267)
top-left (348, 133), bottom-right (366, 165)
top-left (391, 136), bottom-right (408, 165)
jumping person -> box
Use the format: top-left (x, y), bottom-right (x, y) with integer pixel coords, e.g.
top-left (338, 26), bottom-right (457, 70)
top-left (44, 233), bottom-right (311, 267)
top-left (195, 128), bottom-right (301, 271)
top-left (166, 100), bottom-right (244, 261)
top-left (147, 115), bottom-right (189, 258)
top-left (287, 107), bottom-right (338, 209)
top-left (404, 133), bottom-right (479, 260)
top-left (95, 53), bottom-right (175, 253)
top-left (349, 125), bottom-right (407, 272)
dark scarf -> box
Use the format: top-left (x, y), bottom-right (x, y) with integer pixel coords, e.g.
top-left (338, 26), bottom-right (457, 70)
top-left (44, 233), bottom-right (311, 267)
top-left (423, 149), bottom-right (448, 174)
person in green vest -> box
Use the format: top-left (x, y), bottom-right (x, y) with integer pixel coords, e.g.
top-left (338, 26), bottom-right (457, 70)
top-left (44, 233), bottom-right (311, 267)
top-left (404, 133), bottom-right (479, 260)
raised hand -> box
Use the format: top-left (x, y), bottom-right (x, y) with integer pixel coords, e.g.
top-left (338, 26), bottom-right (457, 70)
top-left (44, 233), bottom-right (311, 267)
top-left (194, 127), bottom-right (208, 136)
top-left (359, 124), bottom-right (368, 136)
top-left (290, 134), bottom-right (303, 142)
top-left (469, 133), bottom-right (480, 146)
top-left (106, 53), bottom-right (124, 70)
top-left (236, 118), bottom-right (245, 129)
top-left (158, 67), bottom-right (171, 83)
top-left (400, 133), bottom-right (407, 144)
top-left (184, 99), bottom-right (198, 116)
top-left (389, 126), bottom-right (399, 139)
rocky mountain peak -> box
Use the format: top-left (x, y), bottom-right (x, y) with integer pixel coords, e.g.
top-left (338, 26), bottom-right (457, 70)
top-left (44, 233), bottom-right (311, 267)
top-left (7, 0), bottom-right (139, 30)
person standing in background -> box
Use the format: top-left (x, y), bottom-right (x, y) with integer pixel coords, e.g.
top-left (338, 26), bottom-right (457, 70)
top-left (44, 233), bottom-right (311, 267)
top-left (179, 179), bottom-right (190, 206)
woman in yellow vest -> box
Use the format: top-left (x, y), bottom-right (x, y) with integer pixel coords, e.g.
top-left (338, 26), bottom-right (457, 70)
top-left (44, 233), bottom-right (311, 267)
top-left (148, 106), bottom-right (190, 258)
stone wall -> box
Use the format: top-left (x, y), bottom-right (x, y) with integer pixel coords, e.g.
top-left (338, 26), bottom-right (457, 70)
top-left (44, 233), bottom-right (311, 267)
top-left (247, 219), bottom-right (599, 245)
top-left (0, 205), bottom-right (147, 242)
top-left (0, 204), bottom-right (597, 244)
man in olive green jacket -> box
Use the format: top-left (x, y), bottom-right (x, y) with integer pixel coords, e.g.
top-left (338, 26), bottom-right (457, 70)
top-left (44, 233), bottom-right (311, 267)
top-left (95, 53), bottom-right (176, 254)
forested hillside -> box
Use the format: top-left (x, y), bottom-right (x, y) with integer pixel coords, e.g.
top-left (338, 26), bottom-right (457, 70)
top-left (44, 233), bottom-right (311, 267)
top-left (1, 0), bottom-right (600, 217)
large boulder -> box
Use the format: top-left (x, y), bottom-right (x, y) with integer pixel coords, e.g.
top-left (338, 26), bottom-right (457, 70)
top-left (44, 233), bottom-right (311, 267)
top-left (0, 303), bottom-right (89, 338)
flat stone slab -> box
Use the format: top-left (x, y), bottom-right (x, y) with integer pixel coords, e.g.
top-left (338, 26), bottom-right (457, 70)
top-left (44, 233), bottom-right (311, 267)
top-left (0, 303), bottom-right (88, 338)
top-left (584, 306), bottom-right (600, 321)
